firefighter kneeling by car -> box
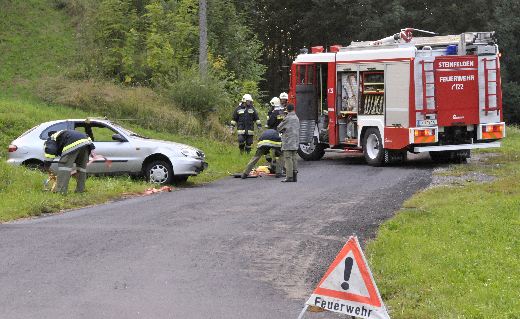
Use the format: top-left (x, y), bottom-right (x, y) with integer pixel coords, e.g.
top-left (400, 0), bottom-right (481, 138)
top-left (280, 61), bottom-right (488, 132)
top-left (44, 130), bottom-right (96, 194)
top-left (241, 129), bottom-right (283, 179)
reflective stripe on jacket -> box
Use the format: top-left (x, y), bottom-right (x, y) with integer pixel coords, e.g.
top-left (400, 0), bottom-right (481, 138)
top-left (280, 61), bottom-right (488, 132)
top-left (45, 130), bottom-right (95, 159)
top-left (232, 103), bottom-right (260, 134)
top-left (257, 129), bottom-right (282, 149)
top-left (267, 107), bottom-right (285, 129)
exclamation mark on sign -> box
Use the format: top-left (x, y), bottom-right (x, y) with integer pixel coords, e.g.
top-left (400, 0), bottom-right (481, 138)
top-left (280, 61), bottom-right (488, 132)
top-left (341, 257), bottom-right (354, 290)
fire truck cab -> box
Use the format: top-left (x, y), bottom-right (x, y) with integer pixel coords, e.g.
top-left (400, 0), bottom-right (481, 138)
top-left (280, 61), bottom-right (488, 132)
top-left (290, 30), bottom-right (505, 165)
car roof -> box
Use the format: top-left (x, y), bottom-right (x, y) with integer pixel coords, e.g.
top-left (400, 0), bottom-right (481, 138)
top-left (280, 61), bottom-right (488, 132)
top-left (41, 119), bottom-right (113, 126)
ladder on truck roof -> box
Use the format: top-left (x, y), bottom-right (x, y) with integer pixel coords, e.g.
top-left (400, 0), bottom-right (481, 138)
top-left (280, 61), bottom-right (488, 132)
top-left (345, 32), bottom-right (495, 51)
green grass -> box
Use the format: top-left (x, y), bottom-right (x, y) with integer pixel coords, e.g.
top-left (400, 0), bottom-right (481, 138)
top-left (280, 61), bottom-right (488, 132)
top-left (0, 0), bottom-right (75, 95)
top-left (367, 128), bottom-right (520, 318)
top-left (0, 161), bottom-right (149, 221)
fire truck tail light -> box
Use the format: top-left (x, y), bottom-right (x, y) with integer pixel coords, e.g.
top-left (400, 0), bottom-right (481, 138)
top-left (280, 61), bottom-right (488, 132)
top-left (412, 128), bottom-right (437, 144)
top-left (482, 124), bottom-right (504, 133)
top-left (480, 123), bottom-right (505, 140)
top-left (414, 129), bottom-right (435, 137)
top-left (483, 125), bottom-right (503, 133)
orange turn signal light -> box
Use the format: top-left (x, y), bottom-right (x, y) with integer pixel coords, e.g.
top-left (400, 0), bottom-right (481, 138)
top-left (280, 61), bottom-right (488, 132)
top-left (414, 129), bottom-right (434, 137)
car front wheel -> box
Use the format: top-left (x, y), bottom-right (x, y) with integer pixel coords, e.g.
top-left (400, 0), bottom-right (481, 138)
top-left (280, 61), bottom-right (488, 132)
top-left (145, 160), bottom-right (174, 185)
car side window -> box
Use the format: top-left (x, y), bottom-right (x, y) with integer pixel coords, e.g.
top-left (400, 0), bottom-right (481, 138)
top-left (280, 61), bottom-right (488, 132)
top-left (73, 122), bottom-right (120, 142)
top-left (90, 125), bottom-right (120, 142)
top-left (39, 122), bottom-right (69, 140)
top-left (73, 123), bottom-right (93, 139)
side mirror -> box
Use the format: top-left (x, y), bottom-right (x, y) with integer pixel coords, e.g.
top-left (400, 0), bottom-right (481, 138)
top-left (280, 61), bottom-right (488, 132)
top-left (112, 134), bottom-right (127, 142)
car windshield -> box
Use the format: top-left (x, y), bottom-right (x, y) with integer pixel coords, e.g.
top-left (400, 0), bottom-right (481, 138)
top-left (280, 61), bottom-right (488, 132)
top-left (112, 123), bottom-right (150, 139)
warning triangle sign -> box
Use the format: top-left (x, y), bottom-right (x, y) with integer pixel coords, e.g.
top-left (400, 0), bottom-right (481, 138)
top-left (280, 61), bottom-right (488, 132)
top-left (305, 237), bottom-right (390, 319)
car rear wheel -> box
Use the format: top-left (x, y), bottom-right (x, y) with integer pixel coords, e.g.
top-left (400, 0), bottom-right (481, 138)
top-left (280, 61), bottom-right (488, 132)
top-left (145, 160), bottom-right (173, 185)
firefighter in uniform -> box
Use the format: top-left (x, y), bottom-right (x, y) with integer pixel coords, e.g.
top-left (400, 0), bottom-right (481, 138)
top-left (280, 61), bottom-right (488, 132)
top-left (266, 97), bottom-right (285, 129)
top-left (241, 129), bottom-right (283, 179)
top-left (231, 94), bottom-right (262, 154)
top-left (44, 130), bottom-right (96, 194)
top-left (277, 104), bottom-right (300, 183)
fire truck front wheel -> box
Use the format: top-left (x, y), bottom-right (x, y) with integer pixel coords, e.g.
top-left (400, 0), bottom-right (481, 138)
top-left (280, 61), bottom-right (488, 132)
top-left (298, 137), bottom-right (325, 161)
top-left (363, 128), bottom-right (385, 166)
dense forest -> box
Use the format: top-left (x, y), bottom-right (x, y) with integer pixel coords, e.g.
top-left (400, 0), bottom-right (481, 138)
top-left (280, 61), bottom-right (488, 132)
top-left (54, 0), bottom-right (520, 122)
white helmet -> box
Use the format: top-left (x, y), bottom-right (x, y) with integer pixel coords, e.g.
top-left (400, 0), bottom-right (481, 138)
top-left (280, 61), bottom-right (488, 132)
top-left (270, 97), bottom-right (281, 107)
top-left (242, 94), bottom-right (253, 102)
top-left (279, 92), bottom-right (289, 100)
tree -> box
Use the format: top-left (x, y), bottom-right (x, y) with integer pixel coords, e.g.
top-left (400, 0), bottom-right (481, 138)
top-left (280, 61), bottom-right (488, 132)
top-left (492, 0), bottom-right (520, 123)
top-left (199, 0), bottom-right (208, 77)
top-left (93, 0), bottom-right (137, 81)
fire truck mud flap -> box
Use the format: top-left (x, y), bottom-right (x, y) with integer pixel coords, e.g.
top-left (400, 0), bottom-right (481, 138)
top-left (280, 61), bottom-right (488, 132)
top-left (413, 141), bottom-right (501, 153)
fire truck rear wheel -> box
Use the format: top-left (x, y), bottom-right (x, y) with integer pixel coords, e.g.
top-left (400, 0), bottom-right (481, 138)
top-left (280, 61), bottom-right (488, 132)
top-left (298, 137), bottom-right (325, 161)
top-left (363, 128), bottom-right (385, 166)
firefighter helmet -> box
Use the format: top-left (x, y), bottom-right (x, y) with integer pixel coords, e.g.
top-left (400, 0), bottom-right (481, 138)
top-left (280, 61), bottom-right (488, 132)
top-left (279, 92), bottom-right (289, 100)
top-left (242, 94), bottom-right (253, 102)
top-left (270, 97), bottom-right (281, 107)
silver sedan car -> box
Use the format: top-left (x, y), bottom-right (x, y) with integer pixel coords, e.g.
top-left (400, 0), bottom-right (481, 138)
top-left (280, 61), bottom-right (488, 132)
top-left (7, 119), bottom-right (208, 184)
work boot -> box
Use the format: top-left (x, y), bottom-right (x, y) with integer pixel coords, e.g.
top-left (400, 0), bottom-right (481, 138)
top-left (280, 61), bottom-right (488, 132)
top-left (281, 177), bottom-right (295, 183)
top-left (293, 171), bottom-right (297, 182)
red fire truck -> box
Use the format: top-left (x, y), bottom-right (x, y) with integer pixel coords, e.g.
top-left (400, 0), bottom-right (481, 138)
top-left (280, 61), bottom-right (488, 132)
top-left (290, 29), bottom-right (505, 165)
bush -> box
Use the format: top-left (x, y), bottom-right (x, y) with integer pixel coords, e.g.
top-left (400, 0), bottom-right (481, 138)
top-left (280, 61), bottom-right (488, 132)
top-left (164, 70), bottom-right (236, 140)
top-left (503, 82), bottom-right (520, 124)
top-left (166, 70), bottom-right (229, 116)
top-left (36, 77), bottom-right (204, 136)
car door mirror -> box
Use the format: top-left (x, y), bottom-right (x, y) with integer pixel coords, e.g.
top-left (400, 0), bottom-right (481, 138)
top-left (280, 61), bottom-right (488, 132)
top-left (112, 134), bottom-right (127, 142)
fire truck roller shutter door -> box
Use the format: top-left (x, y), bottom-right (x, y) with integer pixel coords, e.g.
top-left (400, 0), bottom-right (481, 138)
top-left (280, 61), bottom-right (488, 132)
top-left (385, 62), bottom-right (410, 127)
top-left (296, 83), bottom-right (318, 144)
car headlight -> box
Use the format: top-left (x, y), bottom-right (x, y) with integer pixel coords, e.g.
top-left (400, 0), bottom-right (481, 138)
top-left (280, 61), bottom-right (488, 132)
top-left (181, 148), bottom-right (201, 158)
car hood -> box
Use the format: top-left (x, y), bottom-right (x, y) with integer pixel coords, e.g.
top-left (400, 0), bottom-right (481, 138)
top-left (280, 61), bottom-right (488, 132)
top-left (130, 137), bottom-right (202, 154)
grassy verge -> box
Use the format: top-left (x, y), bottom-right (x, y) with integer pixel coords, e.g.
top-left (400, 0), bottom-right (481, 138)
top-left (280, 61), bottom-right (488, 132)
top-left (0, 96), bottom-right (252, 222)
top-left (367, 127), bottom-right (520, 318)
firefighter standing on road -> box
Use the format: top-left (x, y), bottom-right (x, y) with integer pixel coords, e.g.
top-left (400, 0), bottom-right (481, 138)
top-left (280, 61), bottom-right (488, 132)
top-left (240, 129), bottom-right (283, 179)
top-left (44, 130), bottom-right (96, 194)
top-left (231, 94), bottom-right (261, 154)
top-left (277, 104), bottom-right (300, 183)
top-left (266, 97), bottom-right (285, 129)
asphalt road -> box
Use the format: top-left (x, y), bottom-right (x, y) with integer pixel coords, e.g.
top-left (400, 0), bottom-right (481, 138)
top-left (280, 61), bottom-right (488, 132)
top-left (0, 153), bottom-right (433, 319)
